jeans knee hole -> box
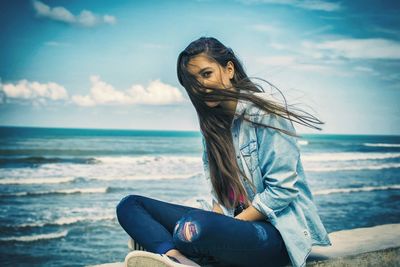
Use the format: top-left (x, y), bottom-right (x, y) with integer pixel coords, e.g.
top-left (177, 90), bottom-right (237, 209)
top-left (254, 224), bottom-right (268, 241)
top-left (175, 220), bottom-right (200, 242)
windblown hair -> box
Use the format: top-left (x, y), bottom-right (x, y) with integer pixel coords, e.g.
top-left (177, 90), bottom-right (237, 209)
top-left (176, 36), bottom-right (323, 209)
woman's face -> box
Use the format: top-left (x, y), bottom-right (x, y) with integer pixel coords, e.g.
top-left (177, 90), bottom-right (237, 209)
top-left (187, 53), bottom-right (235, 108)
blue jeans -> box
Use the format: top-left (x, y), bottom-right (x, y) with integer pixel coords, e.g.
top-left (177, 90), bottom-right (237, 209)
top-left (116, 194), bottom-right (290, 267)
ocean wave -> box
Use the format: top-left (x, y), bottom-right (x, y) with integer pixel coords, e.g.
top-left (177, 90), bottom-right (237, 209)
top-left (11, 215), bottom-right (115, 228)
top-left (91, 172), bottom-right (202, 181)
top-left (297, 140), bottom-right (309, 146)
top-left (0, 230), bottom-right (68, 242)
top-left (302, 152), bottom-right (400, 162)
top-left (363, 143), bottom-right (400, 148)
top-left (0, 172), bottom-right (202, 186)
top-left (94, 155), bottom-right (201, 165)
top-left (0, 156), bottom-right (100, 166)
top-left (314, 184), bottom-right (400, 196)
top-left (306, 163), bottom-right (400, 172)
top-left (0, 187), bottom-right (108, 197)
top-left (0, 176), bottom-right (77, 185)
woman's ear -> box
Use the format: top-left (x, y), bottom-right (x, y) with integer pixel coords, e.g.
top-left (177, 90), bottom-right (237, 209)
top-left (227, 61), bottom-right (235, 79)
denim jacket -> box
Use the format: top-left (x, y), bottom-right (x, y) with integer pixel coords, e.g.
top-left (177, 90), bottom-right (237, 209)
top-left (201, 92), bottom-right (331, 267)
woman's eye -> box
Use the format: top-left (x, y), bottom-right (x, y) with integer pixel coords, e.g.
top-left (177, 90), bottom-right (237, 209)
top-left (202, 71), bottom-right (212, 78)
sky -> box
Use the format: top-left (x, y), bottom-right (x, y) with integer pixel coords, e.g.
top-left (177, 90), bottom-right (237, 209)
top-left (0, 0), bottom-right (399, 135)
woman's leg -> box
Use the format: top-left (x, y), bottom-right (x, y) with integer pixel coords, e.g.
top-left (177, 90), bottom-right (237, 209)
top-left (116, 194), bottom-right (203, 254)
top-left (172, 209), bottom-right (290, 267)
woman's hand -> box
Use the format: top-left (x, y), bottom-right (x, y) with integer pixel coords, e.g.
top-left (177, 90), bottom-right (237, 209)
top-left (234, 205), bottom-right (266, 221)
top-left (212, 201), bottom-right (224, 214)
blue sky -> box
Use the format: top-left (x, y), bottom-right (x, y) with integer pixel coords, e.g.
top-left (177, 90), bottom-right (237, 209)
top-left (0, 0), bottom-right (399, 134)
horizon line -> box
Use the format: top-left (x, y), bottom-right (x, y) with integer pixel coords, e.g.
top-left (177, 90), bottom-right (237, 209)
top-left (0, 124), bottom-right (399, 137)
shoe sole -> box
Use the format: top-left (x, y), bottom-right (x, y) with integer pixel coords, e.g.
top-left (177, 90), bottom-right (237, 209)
top-left (125, 250), bottom-right (179, 267)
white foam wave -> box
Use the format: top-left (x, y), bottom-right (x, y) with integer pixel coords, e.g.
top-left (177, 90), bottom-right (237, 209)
top-left (0, 176), bottom-right (76, 185)
top-left (298, 140), bottom-right (309, 146)
top-left (95, 155), bottom-right (201, 165)
top-left (314, 185), bottom-right (400, 196)
top-left (53, 188), bottom-right (107, 194)
top-left (0, 230), bottom-right (68, 242)
top-left (302, 152), bottom-right (400, 162)
top-left (306, 163), bottom-right (400, 172)
top-left (364, 143), bottom-right (400, 148)
top-left (1, 187), bottom-right (108, 197)
top-left (15, 215), bottom-right (115, 228)
top-left (91, 172), bottom-right (202, 181)
top-left (0, 155), bottom-right (204, 183)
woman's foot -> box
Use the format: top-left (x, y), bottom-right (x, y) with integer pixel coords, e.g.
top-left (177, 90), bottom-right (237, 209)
top-left (165, 249), bottom-right (201, 267)
top-left (124, 250), bottom-right (199, 267)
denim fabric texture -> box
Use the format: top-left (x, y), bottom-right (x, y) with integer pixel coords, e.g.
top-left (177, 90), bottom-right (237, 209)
top-left (201, 91), bottom-right (332, 267)
top-left (116, 194), bottom-right (290, 267)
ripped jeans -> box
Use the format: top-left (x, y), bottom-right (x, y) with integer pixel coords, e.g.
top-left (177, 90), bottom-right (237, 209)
top-left (116, 194), bottom-right (290, 267)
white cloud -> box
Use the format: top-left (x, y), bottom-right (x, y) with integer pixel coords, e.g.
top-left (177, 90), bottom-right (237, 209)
top-left (103, 15), bottom-right (117, 25)
top-left (71, 75), bottom-right (185, 107)
top-left (255, 55), bottom-right (334, 73)
top-left (302, 38), bottom-right (400, 60)
top-left (237, 0), bottom-right (341, 12)
top-left (295, 0), bottom-right (341, 12)
top-left (32, 0), bottom-right (75, 23)
top-left (0, 76), bottom-right (186, 107)
top-left (354, 66), bottom-right (379, 76)
top-left (257, 55), bottom-right (296, 66)
top-left (77, 10), bottom-right (98, 27)
top-left (32, 0), bottom-right (117, 27)
top-left (70, 94), bottom-right (96, 107)
top-left (0, 79), bottom-right (68, 104)
top-left (301, 25), bottom-right (334, 37)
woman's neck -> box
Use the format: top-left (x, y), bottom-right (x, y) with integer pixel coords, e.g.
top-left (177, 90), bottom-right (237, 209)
top-left (220, 87), bottom-right (239, 116)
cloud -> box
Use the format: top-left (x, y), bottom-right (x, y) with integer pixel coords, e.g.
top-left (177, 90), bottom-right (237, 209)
top-left (236, 0), bottom-right (342, 12)
top-left (71, 75), bottom-right (185, 107)
top-left (0, 76), bottom-right (185, 107)
top-left (32, 0), bottom-right (117, 27)
top-left (255, 55), bottom-right (335, 74)
top-left (302, 38), bottom-right (400, 60)
top-left (0, 79), bottom-right (68, 105)
top-left (353, 66), bottom-right (379, 76)
top-left (103, 15), bottom-right (117, 25)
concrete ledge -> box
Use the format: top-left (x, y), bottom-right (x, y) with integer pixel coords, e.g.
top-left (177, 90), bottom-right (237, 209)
top-left (309, 223), bottom-right (400, 260)
top-left (307, 246), bottom-right (400, 267)
top-left (87, 247), bottom-right (400, 267)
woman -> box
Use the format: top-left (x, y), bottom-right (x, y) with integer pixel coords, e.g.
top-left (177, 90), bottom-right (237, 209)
top-left (116, 36), bottom-right (331, 267)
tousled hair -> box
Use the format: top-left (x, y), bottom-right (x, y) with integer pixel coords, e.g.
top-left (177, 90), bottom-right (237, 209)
top-left (176, 36), bottom-right (323, 209)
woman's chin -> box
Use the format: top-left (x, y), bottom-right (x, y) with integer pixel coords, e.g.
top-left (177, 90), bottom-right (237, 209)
top-left (205, 101), bottom-right (221, 108)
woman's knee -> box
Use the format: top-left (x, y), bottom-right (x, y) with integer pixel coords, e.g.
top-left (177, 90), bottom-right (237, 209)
top-left (172, 209), bottom-right (208, 244)
top-left (116, 194), bottom-right (144, 219)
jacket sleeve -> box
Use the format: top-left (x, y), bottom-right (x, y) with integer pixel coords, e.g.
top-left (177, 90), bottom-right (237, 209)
top-left (201, 135), bottom-right (219, 206)
top-left (251, 114), bottom-right (300, 219)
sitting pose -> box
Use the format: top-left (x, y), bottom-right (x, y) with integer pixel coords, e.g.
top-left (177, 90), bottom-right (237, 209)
top-left (116, 36), bottom-right (331, 267)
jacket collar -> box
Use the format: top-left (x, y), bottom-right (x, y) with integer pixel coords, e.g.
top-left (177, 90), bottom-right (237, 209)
top-left (234, 97), bottom-right (247, 119)
top-left (234, 91), bottom-right (274, 120)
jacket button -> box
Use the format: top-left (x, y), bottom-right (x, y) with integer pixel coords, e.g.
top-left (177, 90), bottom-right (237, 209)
top-left (237, 155), bottom-right (240, 159)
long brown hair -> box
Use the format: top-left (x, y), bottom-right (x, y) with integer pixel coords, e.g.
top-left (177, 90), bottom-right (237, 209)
top-left (176, 37), bottom-right (323, 209)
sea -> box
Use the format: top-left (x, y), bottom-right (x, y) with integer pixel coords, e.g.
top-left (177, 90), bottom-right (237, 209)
top-left (0, 126), bottom-right (399, 266)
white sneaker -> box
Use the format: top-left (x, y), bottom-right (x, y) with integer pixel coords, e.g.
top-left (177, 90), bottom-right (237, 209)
top-left (124, 250), bottom-right (196, 267)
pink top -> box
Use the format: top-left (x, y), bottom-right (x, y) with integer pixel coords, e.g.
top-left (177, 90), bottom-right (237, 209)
top-left (229, 186), bottom-right (245, 204)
